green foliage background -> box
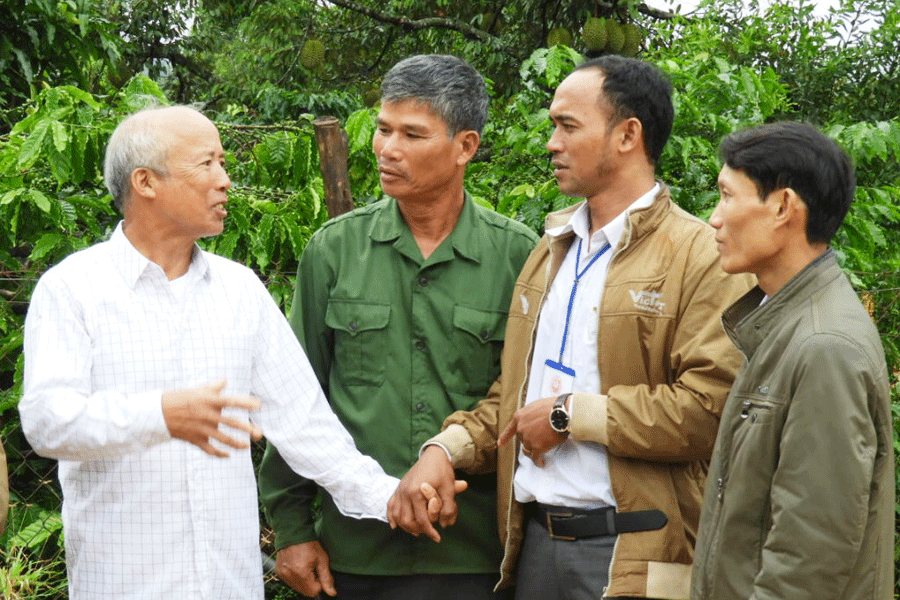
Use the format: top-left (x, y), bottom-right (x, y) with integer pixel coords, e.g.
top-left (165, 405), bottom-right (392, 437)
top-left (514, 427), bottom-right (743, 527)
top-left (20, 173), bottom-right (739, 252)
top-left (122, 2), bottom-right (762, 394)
top-left (1, 0), bottom-right (899, 597)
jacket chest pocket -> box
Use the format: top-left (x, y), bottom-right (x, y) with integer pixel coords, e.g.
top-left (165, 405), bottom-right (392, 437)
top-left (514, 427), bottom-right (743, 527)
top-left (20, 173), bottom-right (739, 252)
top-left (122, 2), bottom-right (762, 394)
top-left (325, 300), bottom-right (391, 387)
top-left (449, 305), bottom-right (507, 395)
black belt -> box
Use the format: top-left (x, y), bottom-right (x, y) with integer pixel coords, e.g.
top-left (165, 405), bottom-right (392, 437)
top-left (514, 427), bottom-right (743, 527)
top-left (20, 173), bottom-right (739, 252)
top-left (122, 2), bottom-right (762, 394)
top-left (530, 503), bottom-right (668, 541)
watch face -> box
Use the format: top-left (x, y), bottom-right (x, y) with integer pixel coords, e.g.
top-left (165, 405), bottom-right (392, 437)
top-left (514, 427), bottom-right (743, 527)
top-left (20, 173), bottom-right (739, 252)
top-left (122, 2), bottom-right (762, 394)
top-left (550, 408), bottom-right (569, 433)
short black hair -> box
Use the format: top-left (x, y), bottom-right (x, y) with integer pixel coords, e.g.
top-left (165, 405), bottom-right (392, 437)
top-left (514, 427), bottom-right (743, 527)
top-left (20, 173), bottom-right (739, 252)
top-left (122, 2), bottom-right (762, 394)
top-left (719, 121), bottom-right (855, 244)
top-left (574, 55), bottom-right (673, 165)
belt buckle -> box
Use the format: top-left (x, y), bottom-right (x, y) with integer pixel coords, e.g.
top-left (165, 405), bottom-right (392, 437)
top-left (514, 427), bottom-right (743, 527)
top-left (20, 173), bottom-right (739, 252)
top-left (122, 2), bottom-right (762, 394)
top-left (545, 511), bottom-right (577, 541)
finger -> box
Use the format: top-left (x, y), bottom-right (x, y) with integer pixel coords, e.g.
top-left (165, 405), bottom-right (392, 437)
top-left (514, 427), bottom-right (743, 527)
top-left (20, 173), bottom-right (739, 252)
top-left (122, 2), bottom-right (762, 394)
top-left (421, 482), bottom-right (441, 522)
top-left (209, 429), bottom-right (251, 451)
top-left (317, 556), bottom-right (336, 597)
top-left (208, 379), bottom-right (228, 395)
top-left (453, 480), bottom-right (468, 494)
top-left (412, 493), bottom-right (442, 543)
top-left (198, 440), bottom-right (229, 458)
top-left (220, 416), bottom-right (263, 441)
top-left (497, 417), bottom-right (517, 447)
top-left (217, 394), bottom-right (262, 412)
top-left (427, 495), bottom-right (442, 522)
top-left (387, 493), bottom-right (399, 529)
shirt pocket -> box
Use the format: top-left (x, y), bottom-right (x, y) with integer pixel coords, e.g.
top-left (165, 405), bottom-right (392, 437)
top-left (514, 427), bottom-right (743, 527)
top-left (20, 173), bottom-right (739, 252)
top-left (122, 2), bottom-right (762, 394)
top-left (325, 300), bottom-right (391, 387)
top-left (450, 305), bottom-right (507, 396)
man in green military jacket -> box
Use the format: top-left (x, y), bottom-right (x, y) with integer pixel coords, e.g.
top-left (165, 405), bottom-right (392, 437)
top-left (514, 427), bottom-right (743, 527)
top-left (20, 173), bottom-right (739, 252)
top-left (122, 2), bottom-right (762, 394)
top-left (258, 54), bottom-right (538, 599)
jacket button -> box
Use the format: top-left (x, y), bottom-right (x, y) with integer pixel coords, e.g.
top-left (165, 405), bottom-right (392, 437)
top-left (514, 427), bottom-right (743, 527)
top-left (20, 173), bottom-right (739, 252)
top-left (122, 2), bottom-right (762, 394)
top-left (480, 330), bottom-right (490, 341)
top-left (415, 340), bottom-right (426, 350)
top-left (416, 402), bottom-right (425, 412)
top-left (419, 277), bottom-right (428, 287)
top-left (349, 321), bottom-right (358, 331)
top-left (758, 385), bottom-right (769, 394)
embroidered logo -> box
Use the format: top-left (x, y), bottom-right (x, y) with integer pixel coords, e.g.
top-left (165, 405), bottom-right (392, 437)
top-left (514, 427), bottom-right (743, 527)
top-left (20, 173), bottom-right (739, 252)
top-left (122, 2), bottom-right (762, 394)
top-left (629, 289), bottom-right (666, 314)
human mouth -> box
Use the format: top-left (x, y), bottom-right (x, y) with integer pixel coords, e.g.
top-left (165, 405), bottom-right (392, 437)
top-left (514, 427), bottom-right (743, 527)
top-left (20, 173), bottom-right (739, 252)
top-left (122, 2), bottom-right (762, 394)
top-left (213, 200), bottom-right (228, 218)
top-left (378, 164), bottom-right (404, 181)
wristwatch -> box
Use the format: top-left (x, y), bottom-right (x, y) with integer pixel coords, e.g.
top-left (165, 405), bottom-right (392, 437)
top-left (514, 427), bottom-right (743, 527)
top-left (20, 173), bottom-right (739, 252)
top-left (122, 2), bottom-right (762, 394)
top-left (549, 393), bottom-right (571, 434)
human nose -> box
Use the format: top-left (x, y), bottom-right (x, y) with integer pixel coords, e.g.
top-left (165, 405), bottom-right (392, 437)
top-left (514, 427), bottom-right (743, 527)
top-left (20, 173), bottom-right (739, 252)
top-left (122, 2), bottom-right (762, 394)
top-left (546, 126), bottom-right (562, 154)
top-left (375, 132), bottom-right (400, 160)
top-left (217, 163), bottom-right (232, 191)
top-left (709, 202), bottom-right (723, 228)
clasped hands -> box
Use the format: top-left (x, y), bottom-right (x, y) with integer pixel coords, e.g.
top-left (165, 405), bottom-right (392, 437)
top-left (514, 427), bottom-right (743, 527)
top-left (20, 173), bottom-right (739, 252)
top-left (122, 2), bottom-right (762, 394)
top-left (388, 396), bottom-right (567, 541)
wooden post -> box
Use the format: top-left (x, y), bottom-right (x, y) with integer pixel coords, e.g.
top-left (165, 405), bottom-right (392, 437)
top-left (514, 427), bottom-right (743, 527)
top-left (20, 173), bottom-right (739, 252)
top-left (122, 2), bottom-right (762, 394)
top-left (313, 116), bottom-right (355, 218)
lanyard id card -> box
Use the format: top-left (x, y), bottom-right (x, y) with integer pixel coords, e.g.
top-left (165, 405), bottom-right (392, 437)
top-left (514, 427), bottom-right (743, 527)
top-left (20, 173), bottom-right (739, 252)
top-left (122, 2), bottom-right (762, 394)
top-left (538, 239), bottom-right (611, 399)
top-left (541, 359), bottom-right (575, 397)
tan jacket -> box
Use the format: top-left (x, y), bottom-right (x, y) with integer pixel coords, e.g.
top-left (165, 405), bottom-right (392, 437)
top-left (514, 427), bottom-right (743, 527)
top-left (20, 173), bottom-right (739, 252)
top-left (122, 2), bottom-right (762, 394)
top-left (433, 185), bottom-right (754, 598)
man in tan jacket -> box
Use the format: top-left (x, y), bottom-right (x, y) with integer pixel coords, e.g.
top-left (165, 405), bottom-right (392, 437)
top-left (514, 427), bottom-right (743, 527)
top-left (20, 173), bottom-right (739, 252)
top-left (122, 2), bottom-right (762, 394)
top-left (389, 56), bottom-right (753, 599)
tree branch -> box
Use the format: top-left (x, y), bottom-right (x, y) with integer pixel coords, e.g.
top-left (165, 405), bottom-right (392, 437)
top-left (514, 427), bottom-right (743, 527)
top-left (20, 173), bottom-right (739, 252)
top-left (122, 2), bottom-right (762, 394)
top-left (325, 0), bottom-right (499, 43)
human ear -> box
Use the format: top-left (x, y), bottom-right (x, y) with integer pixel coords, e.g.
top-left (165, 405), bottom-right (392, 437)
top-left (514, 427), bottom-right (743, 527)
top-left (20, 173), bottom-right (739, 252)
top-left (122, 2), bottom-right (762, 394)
top-left (618, 117), bottom-right (642, 153)
top-left (773, 188), bottom-right (804, 230)
top-left (456, 130), bottom-right (481, 166)
top-left (130, 167), bottom-right (159, 200)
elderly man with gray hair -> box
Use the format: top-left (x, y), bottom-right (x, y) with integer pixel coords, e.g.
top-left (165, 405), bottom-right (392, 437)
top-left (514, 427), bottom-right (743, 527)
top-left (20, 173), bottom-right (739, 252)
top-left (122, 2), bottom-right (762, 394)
top-left (19, 105), bottom-right (404, 599)
top-left (258, 54), bottom-right (538, 599)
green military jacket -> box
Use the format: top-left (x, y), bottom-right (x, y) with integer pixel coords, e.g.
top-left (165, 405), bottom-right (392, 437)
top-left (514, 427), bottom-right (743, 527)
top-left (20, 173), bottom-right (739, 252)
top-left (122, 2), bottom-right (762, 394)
top-left (258, 195), bottom-right (538, 575)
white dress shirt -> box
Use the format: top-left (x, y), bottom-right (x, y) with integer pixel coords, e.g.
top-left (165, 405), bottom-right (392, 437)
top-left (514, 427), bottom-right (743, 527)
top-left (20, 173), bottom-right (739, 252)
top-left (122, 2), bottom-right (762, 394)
top-left (19, 223), bottom-right (398, 600)
top-left (514, 184), bottom-right (659, 509)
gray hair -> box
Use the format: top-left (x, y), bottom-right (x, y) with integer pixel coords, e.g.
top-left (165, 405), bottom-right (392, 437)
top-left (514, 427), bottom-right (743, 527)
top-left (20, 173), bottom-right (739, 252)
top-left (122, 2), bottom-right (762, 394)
top-left (381, 54), bottom-right (489, 136)
top-left (103, 103), bottom-right (185, 211)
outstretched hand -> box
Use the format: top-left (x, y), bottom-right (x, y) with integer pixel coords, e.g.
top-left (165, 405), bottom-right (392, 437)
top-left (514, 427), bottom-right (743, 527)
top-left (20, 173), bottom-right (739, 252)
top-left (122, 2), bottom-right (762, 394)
top-left (497, 396), bottom-right (567, 467)
top-left (162, 379), bottom-right (262, 457)
top-left (388, 445), bottom-right (468, 542)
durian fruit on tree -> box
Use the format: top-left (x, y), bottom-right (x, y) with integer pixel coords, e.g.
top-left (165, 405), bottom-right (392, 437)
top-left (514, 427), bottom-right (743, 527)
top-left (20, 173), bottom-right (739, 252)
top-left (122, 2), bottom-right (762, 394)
top-left (547, 27), bottom-right (573, 47)
top-left (620, 23), bottom-right (643, 57)
top-left (582, 17), bottom-right (607, 52)
top-left (605, 19), bottom-right (625, 53)
top-left (300, 39), bottom-right (326, 70)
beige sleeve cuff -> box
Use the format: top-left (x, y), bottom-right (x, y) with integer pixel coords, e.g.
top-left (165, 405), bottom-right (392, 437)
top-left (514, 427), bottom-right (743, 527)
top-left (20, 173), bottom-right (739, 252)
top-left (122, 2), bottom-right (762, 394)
top-left (428, 424), bottom-right (476, 470)
top-left (568, 393), bottom-right (609, 445)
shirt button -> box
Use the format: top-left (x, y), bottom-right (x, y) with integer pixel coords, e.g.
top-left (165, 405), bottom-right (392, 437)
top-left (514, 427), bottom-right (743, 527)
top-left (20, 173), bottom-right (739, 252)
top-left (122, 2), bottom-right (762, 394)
top-left (416, 402), bottom-right (426, 412)
top-left (419, 276), bottom-right (429, 287)
top-left (415, 340), bottom-right (426, 350)
top-left (348, 321), bottom-right (358, 331)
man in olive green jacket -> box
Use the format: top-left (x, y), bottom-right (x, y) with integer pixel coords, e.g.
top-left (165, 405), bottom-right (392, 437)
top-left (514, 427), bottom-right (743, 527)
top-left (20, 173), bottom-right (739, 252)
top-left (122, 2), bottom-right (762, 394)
top-left (691, 121), bottom-right (894, 600)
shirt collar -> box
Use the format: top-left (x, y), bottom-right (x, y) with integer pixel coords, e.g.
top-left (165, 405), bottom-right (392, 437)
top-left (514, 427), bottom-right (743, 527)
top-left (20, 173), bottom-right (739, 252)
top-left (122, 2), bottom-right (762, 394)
top-left (109, 221), bottom-right (210, 288)
top-left (368, 191), bottom-right (482, 264)
top-left (545, 183), bottom-right (660, 251)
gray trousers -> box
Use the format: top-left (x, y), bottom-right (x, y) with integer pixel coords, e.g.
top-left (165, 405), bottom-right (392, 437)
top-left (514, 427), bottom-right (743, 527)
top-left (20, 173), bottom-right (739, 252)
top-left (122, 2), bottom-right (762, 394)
top-left (514, 514), bottom-right (617, 600)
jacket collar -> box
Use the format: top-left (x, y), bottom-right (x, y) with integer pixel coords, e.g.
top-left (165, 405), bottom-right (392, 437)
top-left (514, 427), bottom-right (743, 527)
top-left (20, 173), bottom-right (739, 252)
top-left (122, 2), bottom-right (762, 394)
top-left (722, 249), bottom-right (841, 357)
top-left (368, 191), bottom-right (482, 265)
top-left (543, 182), bottom-right (672, 257)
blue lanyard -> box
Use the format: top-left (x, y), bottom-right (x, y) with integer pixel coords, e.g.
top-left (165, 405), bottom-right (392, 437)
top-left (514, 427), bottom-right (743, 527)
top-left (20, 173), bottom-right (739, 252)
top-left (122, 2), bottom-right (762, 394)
top-left (557, 238), bottom-right (611, 363)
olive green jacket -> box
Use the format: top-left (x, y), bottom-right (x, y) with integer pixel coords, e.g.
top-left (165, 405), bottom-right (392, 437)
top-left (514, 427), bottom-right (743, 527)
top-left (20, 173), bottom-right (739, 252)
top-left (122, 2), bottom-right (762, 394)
top-left (691, 250), bottom-right (894, 600)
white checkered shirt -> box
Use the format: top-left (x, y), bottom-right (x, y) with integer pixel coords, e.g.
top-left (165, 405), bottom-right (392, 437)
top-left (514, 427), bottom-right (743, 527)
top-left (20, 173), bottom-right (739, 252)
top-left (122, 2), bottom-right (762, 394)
top-left (20, 223), bottom-right (399, 599)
